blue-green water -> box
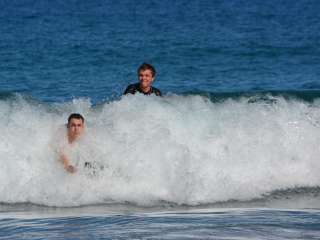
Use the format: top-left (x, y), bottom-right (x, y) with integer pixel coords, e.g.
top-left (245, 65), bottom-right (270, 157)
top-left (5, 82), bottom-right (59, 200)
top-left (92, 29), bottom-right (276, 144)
top-left (1, 0), bottom-right (320, 103)
top-left (1, 0), bottom-right (320, 239)
top-left (1, 208), bottom-right (320, 240)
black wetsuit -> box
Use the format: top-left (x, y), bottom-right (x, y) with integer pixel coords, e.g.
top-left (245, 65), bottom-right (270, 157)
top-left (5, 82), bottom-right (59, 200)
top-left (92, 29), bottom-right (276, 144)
top-left (124, 83), bottom-right (162, 96)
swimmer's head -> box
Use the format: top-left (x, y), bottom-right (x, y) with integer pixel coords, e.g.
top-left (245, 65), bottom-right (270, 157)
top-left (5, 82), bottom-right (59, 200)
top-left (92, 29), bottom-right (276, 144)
top-left (137, 63), bottom-right (156, 90)
top-left (67, 113), bottom-right (85, 143)
top-left (137, 63), bottom-right (156, 77)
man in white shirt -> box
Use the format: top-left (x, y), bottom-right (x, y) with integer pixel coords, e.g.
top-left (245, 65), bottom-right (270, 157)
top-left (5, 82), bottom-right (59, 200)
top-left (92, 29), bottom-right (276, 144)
top-left (59, 113), bottom-right (85, 173)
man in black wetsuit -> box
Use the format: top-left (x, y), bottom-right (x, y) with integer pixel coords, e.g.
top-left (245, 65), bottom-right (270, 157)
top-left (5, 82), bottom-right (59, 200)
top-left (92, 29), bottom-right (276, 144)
top-left (124, 63), bottom-right (162, 96)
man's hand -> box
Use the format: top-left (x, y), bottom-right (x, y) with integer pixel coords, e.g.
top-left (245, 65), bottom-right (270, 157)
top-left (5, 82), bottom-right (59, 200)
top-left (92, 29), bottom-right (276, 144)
top-left (60, 153), bottom-right (77, 174)
top-left (65, 165), bottom-right (77, 173)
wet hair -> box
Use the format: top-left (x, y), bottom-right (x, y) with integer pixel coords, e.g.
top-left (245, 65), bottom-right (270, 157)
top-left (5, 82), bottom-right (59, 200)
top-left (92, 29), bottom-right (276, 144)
top-left (137, 63), bottom-right (156, 77)
top-left (67, 113), bottom-right (84, 125)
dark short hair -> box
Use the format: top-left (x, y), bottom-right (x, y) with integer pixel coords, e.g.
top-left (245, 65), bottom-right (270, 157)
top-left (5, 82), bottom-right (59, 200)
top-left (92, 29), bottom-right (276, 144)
top-left (137, 63), bottom-right (156, 77)
top-left (68, 113), bottom-right (84, 125)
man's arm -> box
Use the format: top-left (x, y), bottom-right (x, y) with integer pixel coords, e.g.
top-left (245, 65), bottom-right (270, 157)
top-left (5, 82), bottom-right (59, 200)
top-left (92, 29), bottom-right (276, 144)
top-left (60, 152), bottom-right (77, 173)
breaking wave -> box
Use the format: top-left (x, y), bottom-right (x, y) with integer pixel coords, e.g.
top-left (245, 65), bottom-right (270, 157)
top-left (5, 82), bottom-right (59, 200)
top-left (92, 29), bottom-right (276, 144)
top-left (1, 92), bottom-right (320, 207)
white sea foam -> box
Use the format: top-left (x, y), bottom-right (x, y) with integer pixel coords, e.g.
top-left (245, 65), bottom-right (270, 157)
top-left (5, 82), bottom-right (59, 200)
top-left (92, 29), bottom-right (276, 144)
top-left (1, 94), bottom-right (320, 207)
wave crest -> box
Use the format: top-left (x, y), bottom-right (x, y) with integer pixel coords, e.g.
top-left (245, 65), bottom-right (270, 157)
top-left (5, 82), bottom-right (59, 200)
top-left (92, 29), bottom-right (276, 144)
top-left (1, 94), bottom-right (320, 206)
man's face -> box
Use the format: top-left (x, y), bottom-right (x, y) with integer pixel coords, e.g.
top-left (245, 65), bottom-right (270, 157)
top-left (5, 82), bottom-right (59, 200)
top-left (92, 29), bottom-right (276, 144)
top-left (67, 118), bottom-right (84, 141)
top-left (138, 69), bottom-right (154, 89)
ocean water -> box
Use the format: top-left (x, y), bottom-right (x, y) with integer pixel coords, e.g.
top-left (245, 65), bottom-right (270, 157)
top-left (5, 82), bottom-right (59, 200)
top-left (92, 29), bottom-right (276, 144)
top-left (1, 0), bottom-right (320, 239)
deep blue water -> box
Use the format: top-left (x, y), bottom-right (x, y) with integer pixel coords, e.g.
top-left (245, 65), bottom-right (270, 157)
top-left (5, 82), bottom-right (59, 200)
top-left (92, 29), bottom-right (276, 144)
top-left (1, 0), bottom-right (320, 239)
top-left (1, 0), bottom-right (320, 103)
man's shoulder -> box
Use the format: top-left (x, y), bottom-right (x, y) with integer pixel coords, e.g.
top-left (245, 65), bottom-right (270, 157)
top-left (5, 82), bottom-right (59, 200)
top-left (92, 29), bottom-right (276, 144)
top-left (152, 87), bottom-right (162, 96)
top-left (124, 83), bottom-right (140, 95)
top-left (50, 125), bottom-right (68, 152)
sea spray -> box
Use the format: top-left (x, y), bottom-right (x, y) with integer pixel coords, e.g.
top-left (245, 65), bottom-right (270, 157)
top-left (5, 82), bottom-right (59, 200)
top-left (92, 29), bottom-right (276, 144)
top-left (0, 94), bottom-right (320, 206)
